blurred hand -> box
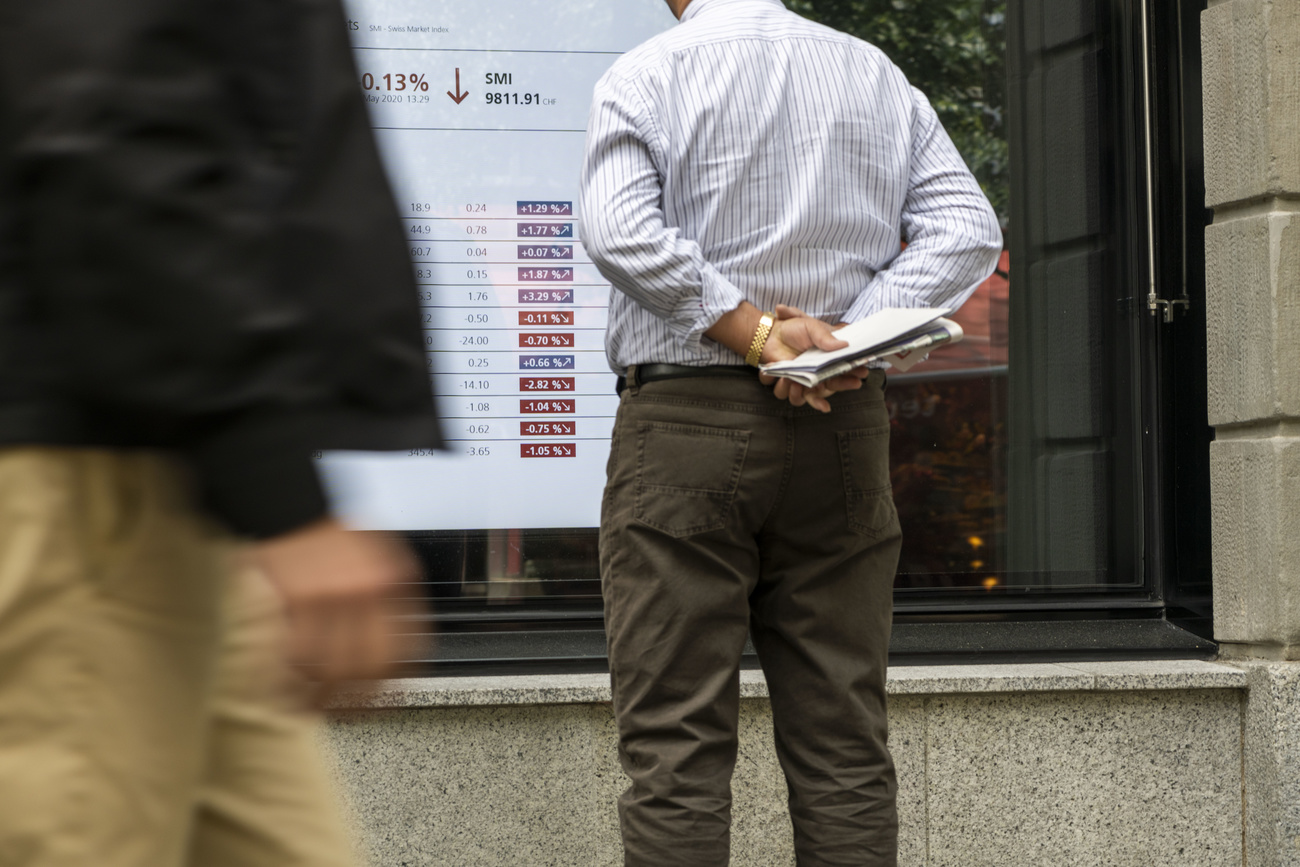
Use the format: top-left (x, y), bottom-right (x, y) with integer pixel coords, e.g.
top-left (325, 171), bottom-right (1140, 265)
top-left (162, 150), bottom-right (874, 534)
top-left (252, 518), bottom-right (421, 705)
top-left (759, 304), bottom-right (870, 412)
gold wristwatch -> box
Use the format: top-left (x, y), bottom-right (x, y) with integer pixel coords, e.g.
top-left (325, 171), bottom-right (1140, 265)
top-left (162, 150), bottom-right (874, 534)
top-left (745, 311), bottom-right (776, 367)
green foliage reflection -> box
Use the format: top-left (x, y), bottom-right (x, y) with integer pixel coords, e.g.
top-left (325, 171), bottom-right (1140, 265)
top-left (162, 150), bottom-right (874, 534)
top-left (785, 0), bottom-right (1009, 225)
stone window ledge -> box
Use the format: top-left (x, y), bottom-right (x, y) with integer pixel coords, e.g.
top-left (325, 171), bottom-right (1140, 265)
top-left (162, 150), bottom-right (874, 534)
top-left (329, 659), bottom-right (1246, 710)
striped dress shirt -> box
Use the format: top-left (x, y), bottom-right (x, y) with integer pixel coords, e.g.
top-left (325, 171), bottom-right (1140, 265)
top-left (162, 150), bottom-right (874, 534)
top-left (579, 0), bottom-right (1003, 373)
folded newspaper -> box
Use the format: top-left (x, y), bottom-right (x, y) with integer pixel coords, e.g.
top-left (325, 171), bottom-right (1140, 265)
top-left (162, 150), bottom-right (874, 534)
top-left (759, 308), bottom-right (963, 387)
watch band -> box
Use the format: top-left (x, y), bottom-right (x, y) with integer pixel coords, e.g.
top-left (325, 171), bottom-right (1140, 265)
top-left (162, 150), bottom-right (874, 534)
top-left (745, 311), bottom-right (776, 367)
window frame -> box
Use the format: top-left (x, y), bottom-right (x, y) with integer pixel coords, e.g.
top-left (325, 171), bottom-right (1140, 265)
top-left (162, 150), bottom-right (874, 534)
top-left (388, 0), bottom-right (1215, 676)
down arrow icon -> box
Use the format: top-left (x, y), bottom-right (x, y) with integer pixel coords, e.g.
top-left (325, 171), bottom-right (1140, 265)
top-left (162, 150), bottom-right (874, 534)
top-left (447, 68), bottom-right (469, 104)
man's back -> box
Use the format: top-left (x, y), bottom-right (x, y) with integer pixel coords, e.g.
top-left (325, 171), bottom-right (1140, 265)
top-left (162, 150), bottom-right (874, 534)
top-left (582, 0), bottom-right (1001, 370)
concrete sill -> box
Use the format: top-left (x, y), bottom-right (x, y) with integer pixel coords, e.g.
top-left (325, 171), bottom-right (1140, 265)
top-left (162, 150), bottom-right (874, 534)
top-left (330, 658), bottom-right (1247, 710)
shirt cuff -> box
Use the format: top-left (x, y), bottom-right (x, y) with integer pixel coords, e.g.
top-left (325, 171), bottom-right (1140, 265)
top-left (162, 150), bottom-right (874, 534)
top-left (669, 262), bottom-right (747, 356)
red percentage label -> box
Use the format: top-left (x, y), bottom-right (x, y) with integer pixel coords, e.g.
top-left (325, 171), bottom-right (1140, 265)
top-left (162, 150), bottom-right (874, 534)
top-left (520, 399), bottom-right (575, 413)
top-left (520, 421), bottom-right (576, 436)
top-left (519, 333), bottom-right (574, 348)
top-left (518, 311), bottom-right (573, 326)
top-left (521, 443), bottom-right (576, 458)
top-left (519, 377), bottom-right (575, 392)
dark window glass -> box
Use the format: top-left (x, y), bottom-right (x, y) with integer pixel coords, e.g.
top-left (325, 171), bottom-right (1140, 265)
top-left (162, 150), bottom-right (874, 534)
top-left (382, 0), bottom-right (1208, 671)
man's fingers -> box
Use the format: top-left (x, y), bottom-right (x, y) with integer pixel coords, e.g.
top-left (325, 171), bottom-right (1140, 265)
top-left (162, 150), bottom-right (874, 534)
top-left (278, 599), bottom-right (338, 707)
top-left (350, 596), bottom-right (393, 681)
top-left (280, 599), bottom-right (314, 673)
top-left (770, 318), bottom-right (847, 356)
top-left (764, 371), bottom-right (841, 412)
top-left (808, 321), bottom-right (850, 351)
top-left (806, 384), bottom-right (834, 413)
top-left (774, 303), bottom-right (806, 319)
top-left (822, 373), bottom-right (866, 393)
top-left (780, 316), bottom-right (848, 354)
top-left (295, 595), bottom-right (403, 707)
top-left (256, 520), bottom-right (426, 703)
top-left (312, 601), bottom-right (354, 693)
top-left (282, 598), bottom-right (357, 689)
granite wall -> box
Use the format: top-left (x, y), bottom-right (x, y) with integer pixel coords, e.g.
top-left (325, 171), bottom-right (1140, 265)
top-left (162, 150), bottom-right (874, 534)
top-left (324, 662), bottom-right (1246, 866)
top-left (1203, 1), bottom-right (1300, 864)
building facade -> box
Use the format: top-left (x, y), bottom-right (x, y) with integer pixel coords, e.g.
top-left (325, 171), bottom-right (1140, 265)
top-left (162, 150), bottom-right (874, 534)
top-left (322, 1), bottom-right (1300, 864)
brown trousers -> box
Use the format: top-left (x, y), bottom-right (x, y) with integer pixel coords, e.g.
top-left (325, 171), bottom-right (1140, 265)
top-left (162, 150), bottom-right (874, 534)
top-left (600, 371), bottom-right (901, 867)
top-left (0, 448), bottom-right (355, 867)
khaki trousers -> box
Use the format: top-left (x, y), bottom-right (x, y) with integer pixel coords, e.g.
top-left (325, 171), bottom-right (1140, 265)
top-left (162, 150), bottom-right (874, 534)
top-left (600, 371), bottom-right (902, 867)
top-left (0, 448), bottom-right (355, 867)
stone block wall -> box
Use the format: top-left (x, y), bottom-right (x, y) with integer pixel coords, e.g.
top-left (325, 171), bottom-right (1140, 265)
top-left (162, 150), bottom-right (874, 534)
top-left (1204, 0), bottom-right (1300, 659)
top-left (324, 664), bottom-right (1245, 866)
top-left (1203, 1), bottom-right (1300, 864)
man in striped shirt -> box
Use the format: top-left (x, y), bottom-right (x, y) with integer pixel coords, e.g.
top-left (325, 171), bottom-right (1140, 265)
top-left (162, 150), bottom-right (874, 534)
top-left (580, 0), bottom-right (1001, 864)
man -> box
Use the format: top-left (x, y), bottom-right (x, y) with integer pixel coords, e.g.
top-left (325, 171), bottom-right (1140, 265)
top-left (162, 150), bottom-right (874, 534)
top-left (579, 0), bottom-right (1001, 864)
top-left (0, 0), bottom-right (440, 864)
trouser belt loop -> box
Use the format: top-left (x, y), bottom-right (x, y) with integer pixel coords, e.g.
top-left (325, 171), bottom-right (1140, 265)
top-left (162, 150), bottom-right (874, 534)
top-left (615, 364), bottom-right (640, 396)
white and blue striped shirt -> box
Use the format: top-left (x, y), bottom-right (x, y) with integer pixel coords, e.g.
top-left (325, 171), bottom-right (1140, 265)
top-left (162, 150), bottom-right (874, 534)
top-left (579, 0), bottom-right (1003, 373)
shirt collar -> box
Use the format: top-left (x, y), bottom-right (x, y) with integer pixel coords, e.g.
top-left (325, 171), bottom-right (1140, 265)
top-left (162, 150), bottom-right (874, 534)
top-left (680, 0), bottom-right (785, 24)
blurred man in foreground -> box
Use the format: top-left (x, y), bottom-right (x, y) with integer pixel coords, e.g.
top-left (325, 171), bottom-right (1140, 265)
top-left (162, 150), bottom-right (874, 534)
top-left (0, 0), bottom-right (440, 864)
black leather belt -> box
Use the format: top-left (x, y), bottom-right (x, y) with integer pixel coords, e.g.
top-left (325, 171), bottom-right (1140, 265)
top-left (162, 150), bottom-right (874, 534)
top-left (616, 363), bottom-right (755, 395)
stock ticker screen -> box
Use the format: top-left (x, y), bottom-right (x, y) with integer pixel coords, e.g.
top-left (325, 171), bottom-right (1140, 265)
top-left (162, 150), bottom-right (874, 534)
top-left (323, 0), bottom-right (676, 531)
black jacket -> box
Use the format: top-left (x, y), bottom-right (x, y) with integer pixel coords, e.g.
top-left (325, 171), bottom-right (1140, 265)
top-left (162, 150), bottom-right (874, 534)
top-left (0, 0), bottom-right (441, 537)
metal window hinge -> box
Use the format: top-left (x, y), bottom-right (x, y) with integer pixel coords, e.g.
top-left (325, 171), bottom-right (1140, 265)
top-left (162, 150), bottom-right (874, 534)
top-left (1148, 297), bottom-right (1190, 322)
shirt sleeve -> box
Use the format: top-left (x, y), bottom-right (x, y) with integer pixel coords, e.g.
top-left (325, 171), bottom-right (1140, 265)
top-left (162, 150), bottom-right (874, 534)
top-left (0, 0), bottom-right (328, 538)
top-left (843, 87), bottom-right (1004, 324)
top-left (578, 71), bottom-right (746, 356)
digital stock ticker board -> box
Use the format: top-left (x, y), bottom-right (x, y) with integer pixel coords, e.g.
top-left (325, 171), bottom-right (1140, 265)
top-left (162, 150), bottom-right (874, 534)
top-left (323, 1), bottom-right (677, 530)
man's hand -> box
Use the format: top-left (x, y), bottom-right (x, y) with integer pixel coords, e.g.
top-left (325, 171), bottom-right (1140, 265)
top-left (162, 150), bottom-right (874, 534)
top-left (759, 304), bottom-right (871, 412)
top-left (762, 303), bottom-right (848, 360)
top-left (703, 300), bottom-right (870, 412)
top-left (252, 518), bottom-right (422, 705)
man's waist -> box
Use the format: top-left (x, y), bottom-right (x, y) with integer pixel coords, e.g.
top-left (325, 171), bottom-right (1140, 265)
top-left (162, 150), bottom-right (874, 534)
top-left (615, 363), bottom-right (755, 395)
